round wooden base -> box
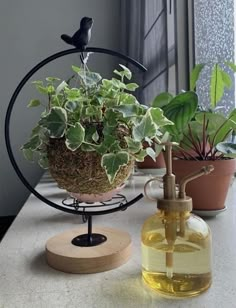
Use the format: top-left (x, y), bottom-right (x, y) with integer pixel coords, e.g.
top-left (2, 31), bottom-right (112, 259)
top-left (46, 227), bottom-right (132, 274)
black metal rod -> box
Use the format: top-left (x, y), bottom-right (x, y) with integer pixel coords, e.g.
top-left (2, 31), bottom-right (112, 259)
top-left (5, 47), bottom-right (145, 216)
top-left (87, 216), bottom-right (92, 244)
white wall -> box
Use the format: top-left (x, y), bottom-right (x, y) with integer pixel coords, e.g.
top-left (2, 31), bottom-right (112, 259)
top-left (0, 0), bottom-right (121, 216)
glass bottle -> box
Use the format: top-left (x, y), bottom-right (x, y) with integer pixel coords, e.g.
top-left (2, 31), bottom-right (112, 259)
top-left (141, 209), bottom-right (212, 297)
top-left (142, 142), bottom-right (213, 297)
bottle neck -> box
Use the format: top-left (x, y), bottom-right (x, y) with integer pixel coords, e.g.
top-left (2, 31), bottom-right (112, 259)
top-left (158, 209), bottom-right (191, 220)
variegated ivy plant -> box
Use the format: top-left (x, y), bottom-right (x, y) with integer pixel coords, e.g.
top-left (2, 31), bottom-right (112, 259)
top-left (21, 64), bottom-right (173, 183)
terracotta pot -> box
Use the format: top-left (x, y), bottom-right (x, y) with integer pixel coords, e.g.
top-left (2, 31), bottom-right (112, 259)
top-left (137, 151), bottom-right (166, 169)
top-left (172, 158), bottom-right (236, 211)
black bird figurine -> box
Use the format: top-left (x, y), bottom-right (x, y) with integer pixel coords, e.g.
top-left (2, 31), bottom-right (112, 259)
top-left (61, 17), bottom-right (93, 50)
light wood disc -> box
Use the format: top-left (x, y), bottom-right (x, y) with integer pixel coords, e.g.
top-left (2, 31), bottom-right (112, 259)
top-left (46, 227), bottom-right (132, 274)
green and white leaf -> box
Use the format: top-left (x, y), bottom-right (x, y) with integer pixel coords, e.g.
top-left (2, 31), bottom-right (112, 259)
top-left (154, 131), bottom-right (170, 156)
top-left (149, 107), bottom-right (173, 128)
top-left (77, 70), bottom-right (102, 87)
top-left (71, 65), bottom-right (81, 73)
top-left (113, 104), bottom-right (139, 117)
top-left (65, 101), bottom-right (78, 112)
top-left (101, 151), bottom-right (129, 183)
top-left (65, 122), bottom-right (85, 151)
top-left (146, 147), bottom-right (156, 162)
top-left (39, 107), bottom-right (67, 138)
top-left (30, 125), bottom-right (41, 137)
top-left (22, 148), bottom-right (34, 162)
top-left (190, 63), bottom-right (205, 91)
top-left (22, 135), bottom-right (42, 151)
top-left (27, 99), bottom-right (41, 108)
top-left (124, 136), bottom-right (142, 153)
top-left (132, 112), bottom-right (157, 141)
top-left (133, 149), bottom-right (147, 162)
top-left (38, 154), bottom-right (49, 169)
top-left (46, 77), bottom-right (60, 82)
top-left (210, 64), bottom-right (225, 108)
top-left (92, 130), bottom-right (99, 142)
top-left (118, 64), bottom-right (132, 80)
top-left (81, 143), bottom-right (96, 152)
top-left (125, 83), bottom-right (139, 91)
top-left (56, 81), bottom-right (68, 95)
top-left (144, 136), bottom-right (153, 146)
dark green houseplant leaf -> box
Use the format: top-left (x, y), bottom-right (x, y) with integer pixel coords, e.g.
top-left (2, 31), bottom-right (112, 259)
top-left (65, 122), bottom-right (85, 151)
top-left (101, 151), bottom-right (129, 183)
top-left (39, 107), bottom-right (67, 138)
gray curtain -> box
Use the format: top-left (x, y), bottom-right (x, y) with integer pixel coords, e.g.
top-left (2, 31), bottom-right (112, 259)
top-left (120, 0), bottom-right (168, 105)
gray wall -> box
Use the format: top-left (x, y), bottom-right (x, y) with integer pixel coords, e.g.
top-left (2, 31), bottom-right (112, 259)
top-left (0, 0), bottom-right (121, 216)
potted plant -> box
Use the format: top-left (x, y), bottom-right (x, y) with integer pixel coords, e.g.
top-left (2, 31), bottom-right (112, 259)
top-left (152, 62), bottom-right (236, 212)
top-left (21, 64), bottom-right (172, 202)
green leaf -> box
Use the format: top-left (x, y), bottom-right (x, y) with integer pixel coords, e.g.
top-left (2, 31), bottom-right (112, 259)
top-left (51, 96), bottom-right (61, 107)
top-left (220, 70), bottom-right (232, 89)
top-left (195, 112), bottom-right (231, 145)
top-left (38, 155), bottom-right (49, 169)
top-left (190, 64), bottom-right (205, 91)
top-left (125, 83), bottom-right (139, 91)
top-left (151, 92), bottom-right (173, 108)
top-left (124, 137), bottom-right (142, 153)
top-left (22, 135), bottom-right (42, 151)
top-left (144, 137), bottom-right (153, 146)
top-left (154, 131), bottom-right (170, 156)
top-left (32, 80), bottom-right (43, 86)
top-left (39, 107), bottom-right (67, 138)
top-left (216, 142), bottom-right (236, 158)
top-left (149, 107), bottom-right (173, 128)
top-left (111, 78), bottom-right (126, 89)
top-left (113, 69), bottom-right (123, 78)
top-left (77, 70), bottom-right (102, 87)
top-left (133, 149), bottom-right (147, 162)
top-left (162, 91), bottom-right (198, 139)
top-left (119, 93), bottom-right (137, 105)
top-left (46, 77), bottom-right (60, 82)
top-left (92, 130), bottom-right (99, 143)
top-left (65, 122), bottom-right (85, 151)
top-left (64, 88), bottom-right (81, 101)
top-left (30, 125), bottom-right (41, 137)
top-left (210, 64), bottom-right (224, 108)
top-left (27, 99), bottom-right (41, 108)
top-left (119, 64), bottom-right (132, 80)
top-left (65, 101), bottom-right (78, 112)
top-left (71, 65), bottom-right (81, 73)
top-left (22, 148), bottom-right (34, 161)
top-left (36, 85), bottom-right (48, 94)
top-left (113, 104), bottom-right (139, 117)
top-left (225, 62), bottom-right (236, 72)
top-left (109, 140), bottom-right (122, 152)
top-left (81, 143), bottom-right (96, 152)
top-left (101, 151), bottom-right (129, 183)
top-left (132, 112), bottom-right (157, 141)
top-left (146, 147), bottom-right (156, 162)
top-left (56, 81), bottom-right (68, 95)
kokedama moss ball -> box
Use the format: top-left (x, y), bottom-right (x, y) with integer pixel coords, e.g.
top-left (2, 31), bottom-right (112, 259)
top-left (47, 138), bottom-right (134, 194)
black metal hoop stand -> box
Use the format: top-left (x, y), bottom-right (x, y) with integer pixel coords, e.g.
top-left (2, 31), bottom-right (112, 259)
top-left (5, 47), bottom-right (146, 246)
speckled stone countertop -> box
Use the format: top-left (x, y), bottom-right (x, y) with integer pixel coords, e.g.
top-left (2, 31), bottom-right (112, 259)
top-left (0, 174), bottom-right (236, 308)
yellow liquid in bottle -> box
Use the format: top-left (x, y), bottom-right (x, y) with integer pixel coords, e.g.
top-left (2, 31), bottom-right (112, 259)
top-left (142, 227), bottom-right (212, 297)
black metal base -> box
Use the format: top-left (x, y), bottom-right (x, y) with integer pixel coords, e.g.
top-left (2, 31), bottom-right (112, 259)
top-left (71, 233), bottom-right (107, 247)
